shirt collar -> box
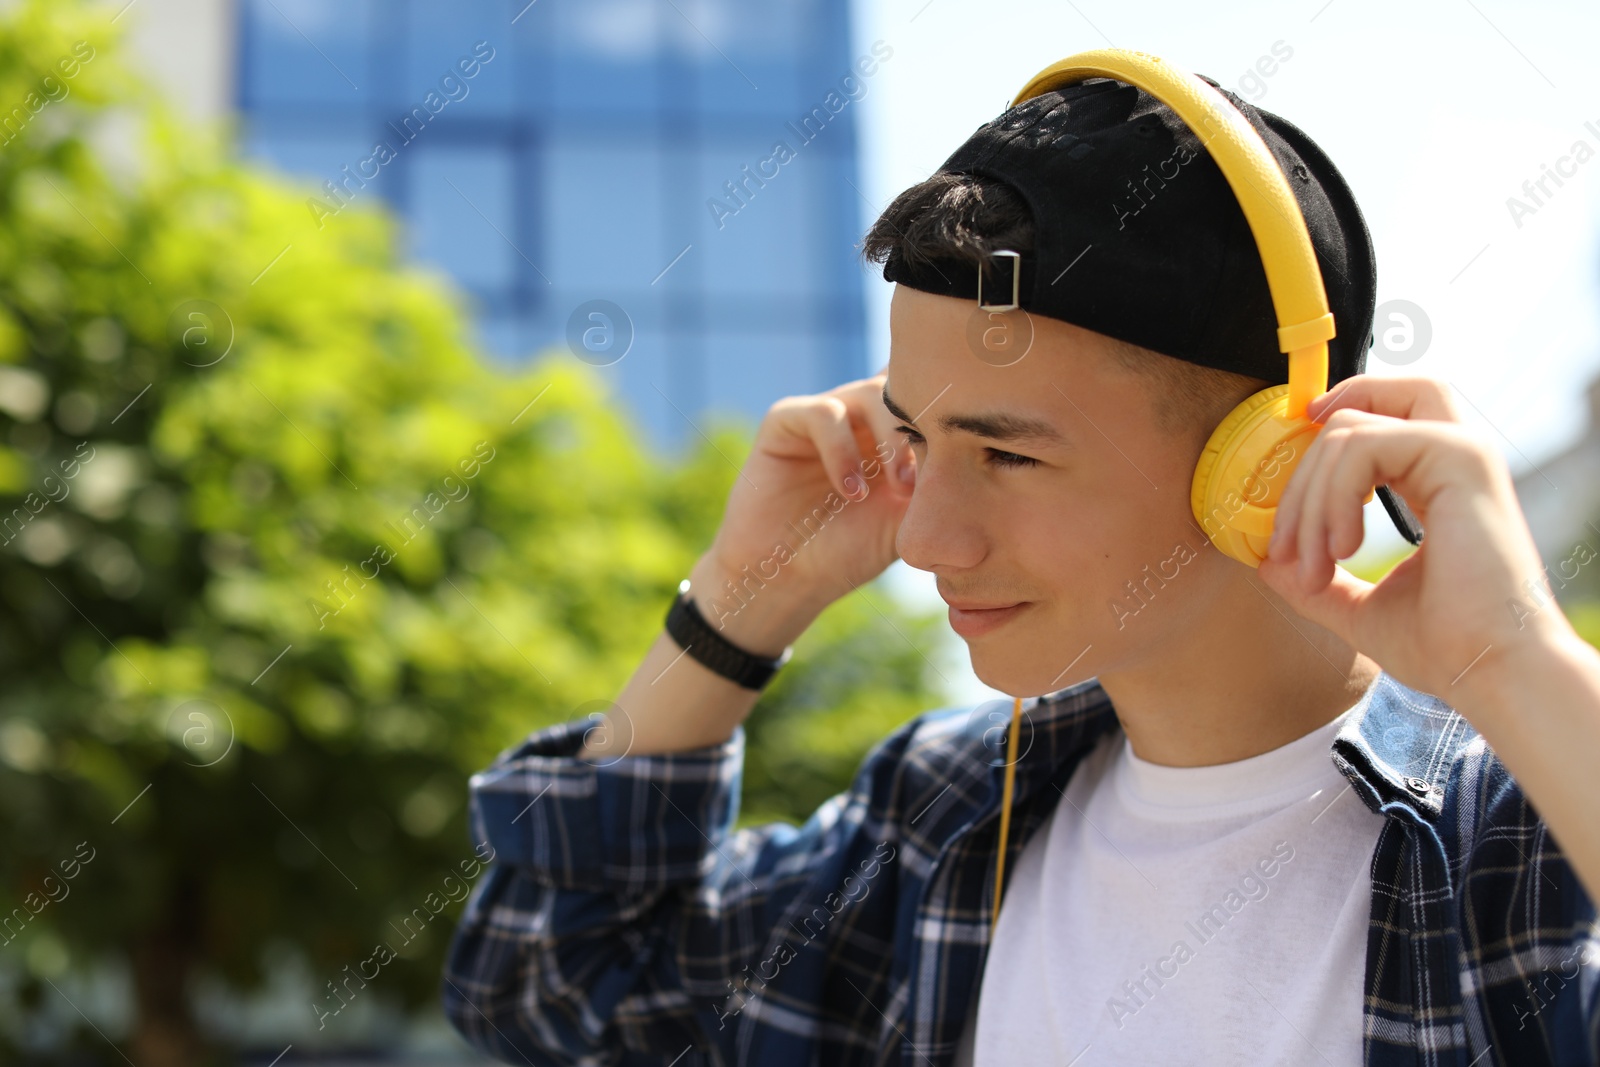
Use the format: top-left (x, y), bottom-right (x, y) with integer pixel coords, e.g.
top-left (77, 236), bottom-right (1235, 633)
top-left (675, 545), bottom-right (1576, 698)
top-left (993, 669), bottom-right (1477, 829)
top-left (1330, 670), bottom-right (1478, 822)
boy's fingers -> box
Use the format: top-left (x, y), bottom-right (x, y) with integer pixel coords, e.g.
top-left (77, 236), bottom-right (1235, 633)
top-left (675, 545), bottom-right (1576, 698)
top-left (1290, 417), bottom-right (1484, 575)
top-left (1273, 401), bottom-right (1443, 568)
top-left (1258, 551), bottom-right (1371, 646)
top-left (849, 377), bottom-right (916, 493)
top-left (1292, 422), bottom-right (1348, 585)
top-left (1267, 418), bottom-right (1334, 565)
top-left (1320, 423), bottom-right (1429, 559)
top-left (841, 380), bottom-right (914, 497)
top-left (1306, 375), bottom-right (1463, 425)
top-left (1289, 415), bottom-right (1411, 574)
top-left (845, 377), bottom-right (908, 472)
top-left (771, 395), bottom-right (867, 500)
top-left (1313, 425), bottom-right (1378, 562)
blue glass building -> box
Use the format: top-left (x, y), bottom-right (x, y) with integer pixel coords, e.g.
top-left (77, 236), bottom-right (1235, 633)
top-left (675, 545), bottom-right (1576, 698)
top-left (235, 0), bottom-right (873, 448)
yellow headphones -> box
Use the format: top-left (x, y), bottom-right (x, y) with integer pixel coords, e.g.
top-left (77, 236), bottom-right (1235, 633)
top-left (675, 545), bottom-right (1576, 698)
top-left (1017, 48), bottom-right (1375, 570)
top-left (990, 48), bottom-right (1372, 931)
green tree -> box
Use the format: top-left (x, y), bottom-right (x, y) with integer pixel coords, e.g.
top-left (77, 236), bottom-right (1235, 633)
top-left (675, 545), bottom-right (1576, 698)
top-left (0, 4), bottom-right (947, 1063)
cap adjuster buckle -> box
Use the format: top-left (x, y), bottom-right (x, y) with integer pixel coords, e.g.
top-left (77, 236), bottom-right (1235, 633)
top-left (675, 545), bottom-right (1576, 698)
top-left (977, 249), bottom-right (1022, 312)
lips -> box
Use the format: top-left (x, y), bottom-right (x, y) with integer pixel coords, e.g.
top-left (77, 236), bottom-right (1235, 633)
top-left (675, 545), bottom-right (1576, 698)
top-left (944, 600), bottom-right (1029, 638)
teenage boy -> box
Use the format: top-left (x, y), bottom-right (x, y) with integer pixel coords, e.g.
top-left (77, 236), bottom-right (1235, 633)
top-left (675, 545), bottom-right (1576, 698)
top-left (443, 67), bottom-right (1600, 1066)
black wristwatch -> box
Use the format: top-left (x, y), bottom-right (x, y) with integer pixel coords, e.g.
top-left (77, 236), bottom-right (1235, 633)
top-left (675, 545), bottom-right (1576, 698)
top-left (665, 578), bottom-right (792, 690)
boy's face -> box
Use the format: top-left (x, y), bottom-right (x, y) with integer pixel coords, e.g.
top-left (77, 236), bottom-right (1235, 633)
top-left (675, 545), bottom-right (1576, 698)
top-left (884, 285), bottom-right (1240, 696)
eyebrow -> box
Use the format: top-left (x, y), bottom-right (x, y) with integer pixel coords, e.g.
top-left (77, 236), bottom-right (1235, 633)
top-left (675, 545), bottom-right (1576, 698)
top-left (882, 388), bottom-right (1067, 447)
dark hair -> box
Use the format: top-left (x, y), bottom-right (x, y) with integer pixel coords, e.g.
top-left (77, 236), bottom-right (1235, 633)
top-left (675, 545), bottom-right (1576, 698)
top-left (860, 171), bottom-right (1034, 276)
top-left (861, 172), bottom-right (1272, 441)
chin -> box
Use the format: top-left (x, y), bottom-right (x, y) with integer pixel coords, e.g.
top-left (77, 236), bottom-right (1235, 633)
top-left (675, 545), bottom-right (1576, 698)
top-left (969, 649), bottom-right (1051, 700)
top-left (968, 629), bottom-right (1100, 698)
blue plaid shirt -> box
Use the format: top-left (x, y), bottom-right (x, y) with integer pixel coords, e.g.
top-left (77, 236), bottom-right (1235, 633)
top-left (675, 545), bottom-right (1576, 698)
top-left (442, 671), bottom-right (1600, 1066)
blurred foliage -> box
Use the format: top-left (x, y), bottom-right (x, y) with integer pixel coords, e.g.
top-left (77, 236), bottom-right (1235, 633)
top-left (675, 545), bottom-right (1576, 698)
top-left (1567, 601), bottom-right (1600, 649)
top-left (1550, 510), bottom-right (1600, 648)
top-left (1346, 530), bottom-right (1600, 653)
top-left (1341, 542), bottom-right (1414, 585)
top-left (1549, 519), bottom-right (1600, 610)
top-left (739, 590), bottom-right (948, 826)
top-left (0, 2), bottom-right (946, 1062)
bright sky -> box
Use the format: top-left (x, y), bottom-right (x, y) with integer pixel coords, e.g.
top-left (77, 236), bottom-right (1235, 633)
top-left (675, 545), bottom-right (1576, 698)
top-left (847, 0), bottom-right (1600, 703)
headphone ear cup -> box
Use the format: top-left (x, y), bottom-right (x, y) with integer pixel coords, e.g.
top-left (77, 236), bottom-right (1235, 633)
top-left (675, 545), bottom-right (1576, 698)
top-left (1191, 385), bottom-right (1319, 567)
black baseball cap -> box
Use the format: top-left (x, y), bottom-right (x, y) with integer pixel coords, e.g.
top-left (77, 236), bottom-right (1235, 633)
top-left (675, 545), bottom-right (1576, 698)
top-left (881, 72), bottom-right (1423, 547)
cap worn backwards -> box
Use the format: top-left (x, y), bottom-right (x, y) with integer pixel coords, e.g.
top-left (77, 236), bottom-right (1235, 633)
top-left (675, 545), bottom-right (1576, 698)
top-left (881, 72), bottom-right (1424, 546)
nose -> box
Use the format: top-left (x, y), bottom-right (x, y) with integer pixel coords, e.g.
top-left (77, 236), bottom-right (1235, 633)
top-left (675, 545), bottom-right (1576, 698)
top-left (894, 455), bottom-right (989, 574)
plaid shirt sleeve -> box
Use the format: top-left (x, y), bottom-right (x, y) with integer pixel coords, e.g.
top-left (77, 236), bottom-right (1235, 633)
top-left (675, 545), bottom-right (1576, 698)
top-left (1447, 735), bottom-right (1600, 1064)
top-left (439, 714), bottom-right (896, 1066)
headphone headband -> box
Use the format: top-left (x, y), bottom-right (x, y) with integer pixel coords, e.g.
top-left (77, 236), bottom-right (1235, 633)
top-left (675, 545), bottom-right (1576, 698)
top-left (1012, 49), bottom-right (1331, 418)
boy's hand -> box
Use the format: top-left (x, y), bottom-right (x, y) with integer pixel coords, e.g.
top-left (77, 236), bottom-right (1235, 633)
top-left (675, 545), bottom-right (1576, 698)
top-left (1262, 374), bottom-right (1600, 907)
top-left (1256, 374), bottom-right (1581, 701)
top-left (690, 369), bottom-right (915, 652)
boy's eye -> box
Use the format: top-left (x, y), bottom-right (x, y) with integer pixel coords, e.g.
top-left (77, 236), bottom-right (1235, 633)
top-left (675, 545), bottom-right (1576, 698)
top-left (893, 425), bottom-right (1038, 470)
top-left (986, 449), bottom-right (1038, 469)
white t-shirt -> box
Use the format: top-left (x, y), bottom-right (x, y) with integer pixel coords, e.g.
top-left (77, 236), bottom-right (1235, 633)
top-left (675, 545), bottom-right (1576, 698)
top-left (953, 697), bottom-right (1385, 1066)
